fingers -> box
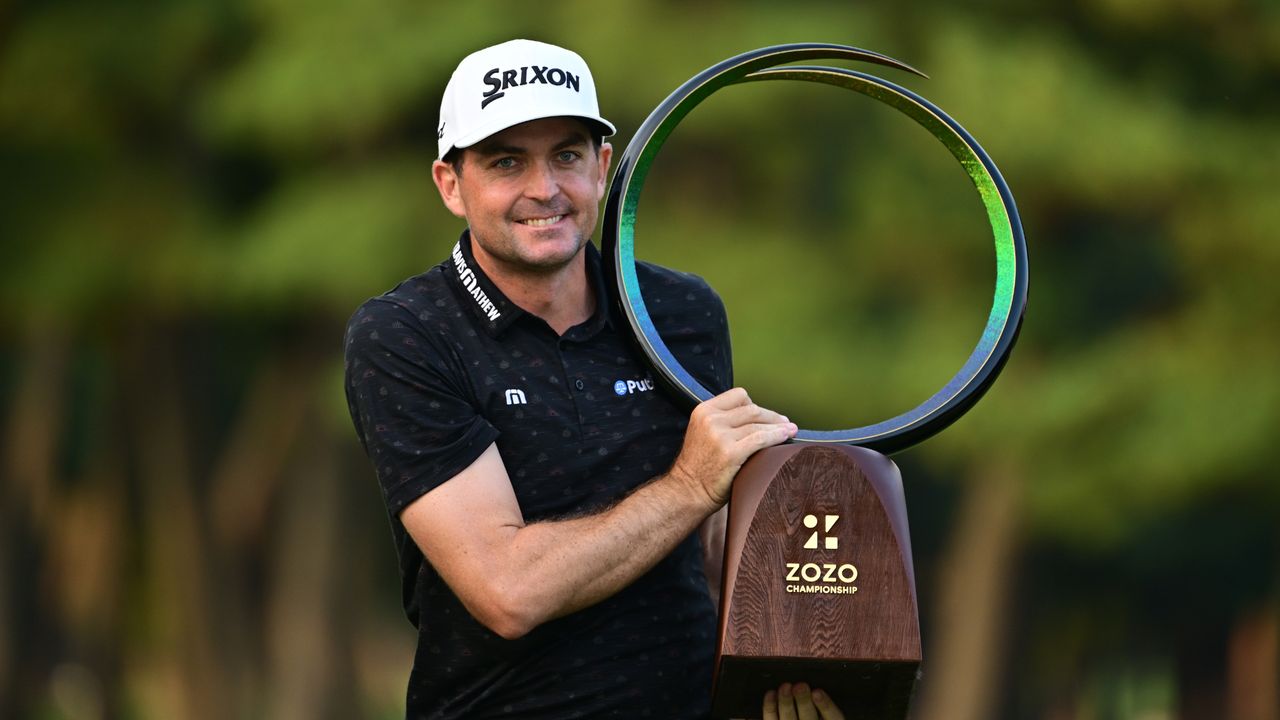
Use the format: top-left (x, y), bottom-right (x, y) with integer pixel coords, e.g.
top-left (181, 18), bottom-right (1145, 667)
top-left (702, 386), bottom-right (785, 415)
top-left (721, 400), bottom-right (790, 429)
top-left (762, 689), bottom-right (780, 720)
top-left (777, 682), bottom-right (798, 720)
top-left (765, 682), bottom-right (845, 720)
top-left (672, 388), bottom-right (796, 510)
top-left (691, 390), bottom-right (796, 452)
top-left (704, 386), bottom-right (753, 410)
top-left (793, 683), bottom-right (819, 720)
top-left (707, 389), bottom-right (793, 439)
top-left (738, 421), bottom-right (798, 446)
top-left (696, 387), bottom-right (792, 426)
top-left (811, 687), bottom-right (845, 720)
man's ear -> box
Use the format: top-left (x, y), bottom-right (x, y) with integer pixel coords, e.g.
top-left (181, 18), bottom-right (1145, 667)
top-left (432, 159), bottom-right (468, 219)
top-left (595, 142), bottom-right (613, 201)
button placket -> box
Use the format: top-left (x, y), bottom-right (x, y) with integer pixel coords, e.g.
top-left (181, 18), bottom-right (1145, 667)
top-left (557, 339), bottom-right (591, 433)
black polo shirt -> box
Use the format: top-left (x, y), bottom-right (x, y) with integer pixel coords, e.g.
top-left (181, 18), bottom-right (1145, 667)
top-left (344, 231), bottom-right (732, 719)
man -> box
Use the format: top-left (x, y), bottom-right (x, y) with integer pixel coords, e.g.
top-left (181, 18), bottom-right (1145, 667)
top-left (345, 39), bottom-right (844, 719)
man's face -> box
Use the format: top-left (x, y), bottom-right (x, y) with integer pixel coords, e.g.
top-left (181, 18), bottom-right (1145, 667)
top-left (432, 117), bottom-right (613, 276)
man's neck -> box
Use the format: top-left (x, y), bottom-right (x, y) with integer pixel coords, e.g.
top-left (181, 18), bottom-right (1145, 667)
top-left (470, 239), bottom-right (595, 336)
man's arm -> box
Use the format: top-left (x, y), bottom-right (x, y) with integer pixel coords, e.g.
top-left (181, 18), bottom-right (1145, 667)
top-left (400, 387), bottom-right (796, 639)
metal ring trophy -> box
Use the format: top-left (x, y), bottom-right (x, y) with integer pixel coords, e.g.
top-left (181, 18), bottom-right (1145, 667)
top-left (602, 44), bottom-right (1029, 719)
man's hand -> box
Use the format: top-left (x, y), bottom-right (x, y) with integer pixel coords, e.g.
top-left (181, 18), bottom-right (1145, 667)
top-left (668, 388), bottom-right (796, 510)
top-left (762, 682), bottom-right (845, 720)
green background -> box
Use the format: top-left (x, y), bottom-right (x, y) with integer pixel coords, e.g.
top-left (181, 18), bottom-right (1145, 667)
top-left (2, 1), bottom-right (1277, 718)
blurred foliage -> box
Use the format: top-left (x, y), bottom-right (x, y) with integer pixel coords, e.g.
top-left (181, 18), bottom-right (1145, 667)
top-left (2, 0), bottom-right (1278, 718)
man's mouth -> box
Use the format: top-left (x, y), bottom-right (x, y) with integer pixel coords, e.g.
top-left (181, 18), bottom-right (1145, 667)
top-left (518, 215), bottom-right (565, 227)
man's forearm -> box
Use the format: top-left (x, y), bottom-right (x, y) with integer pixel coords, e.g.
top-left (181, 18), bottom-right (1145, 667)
top-left (483, 469), bottom-right (716, 637)
top-left (406, 390), bottom-right (795, 640)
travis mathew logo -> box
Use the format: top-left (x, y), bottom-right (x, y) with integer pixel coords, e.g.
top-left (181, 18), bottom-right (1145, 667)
top-left (784, 513), bottom-right (858, 595)
top-left (451, 242), bottom-right (501, 322)
top-left (481, 65), bottom-right (581, 109)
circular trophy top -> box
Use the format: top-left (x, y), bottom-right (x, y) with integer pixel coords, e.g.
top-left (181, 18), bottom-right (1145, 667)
top-left (601, 43), bottom-right (1029, 454)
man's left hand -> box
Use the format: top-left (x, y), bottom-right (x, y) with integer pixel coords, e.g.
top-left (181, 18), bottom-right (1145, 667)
top-left (762, 681), bottom-right (845, 720)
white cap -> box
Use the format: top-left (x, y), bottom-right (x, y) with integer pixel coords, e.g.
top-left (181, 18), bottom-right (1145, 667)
top-left (437, 39), bottom-right (616, 160)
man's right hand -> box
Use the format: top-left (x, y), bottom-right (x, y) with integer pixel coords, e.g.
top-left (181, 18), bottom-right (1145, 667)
top-left (667, 388), bottom-right (797, 511)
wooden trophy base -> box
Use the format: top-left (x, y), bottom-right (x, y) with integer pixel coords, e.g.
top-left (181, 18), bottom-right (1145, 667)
top-left (712, 445), bottom-right (921, 720)
top-left (716, 657), bottom-right (918, 719)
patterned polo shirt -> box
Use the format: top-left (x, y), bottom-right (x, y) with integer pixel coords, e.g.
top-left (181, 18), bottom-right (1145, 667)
top-left (344, 230), bottom-right (733, 719)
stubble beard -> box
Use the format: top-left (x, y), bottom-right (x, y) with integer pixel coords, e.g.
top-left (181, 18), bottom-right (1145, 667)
top-left (487, 235), bottom-right (587, 277)
top-left (475, 210), bottom-right (595, 278)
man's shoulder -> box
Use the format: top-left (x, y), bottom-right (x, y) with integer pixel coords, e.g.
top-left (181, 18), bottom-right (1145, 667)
top-left (345, 261), bottom-right (457, 349)
top-left (361, 261), bottom-right (452, 314)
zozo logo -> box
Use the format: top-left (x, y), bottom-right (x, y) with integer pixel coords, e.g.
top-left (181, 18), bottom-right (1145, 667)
top-left (785, 561), bottom-right (858, 584)
top-left (784, 513), bottom-right (858, 595)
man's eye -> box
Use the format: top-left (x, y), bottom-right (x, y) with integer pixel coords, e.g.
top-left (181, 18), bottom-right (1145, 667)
top-left (493, 157), bottom-right (516, 169)
top-left (557, 151), bottom-right (580, 163)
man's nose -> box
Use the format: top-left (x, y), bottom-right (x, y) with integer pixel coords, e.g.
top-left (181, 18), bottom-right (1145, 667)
top-left (523, 160), bottom-right (561, 201)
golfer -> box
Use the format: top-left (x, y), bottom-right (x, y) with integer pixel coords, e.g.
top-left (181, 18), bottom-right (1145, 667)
top-left (345, 39), bottom-right (844, 720)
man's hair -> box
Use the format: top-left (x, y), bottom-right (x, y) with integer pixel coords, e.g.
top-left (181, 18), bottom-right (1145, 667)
top-left (443, 131), bottom-right (605, 176)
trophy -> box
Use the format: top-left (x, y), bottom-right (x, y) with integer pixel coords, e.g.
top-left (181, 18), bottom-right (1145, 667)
top-left (601, 44), bottom-right (1029, 719)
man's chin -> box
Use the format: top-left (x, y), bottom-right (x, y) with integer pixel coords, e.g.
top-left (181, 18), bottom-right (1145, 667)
top-left (516, 230), bottom-right (587, 258)
top-left (509, 238), bottom-right (588, 274)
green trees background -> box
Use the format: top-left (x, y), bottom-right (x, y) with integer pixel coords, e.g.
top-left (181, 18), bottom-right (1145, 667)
top-left (2, 1), bottom-right (1277, 718)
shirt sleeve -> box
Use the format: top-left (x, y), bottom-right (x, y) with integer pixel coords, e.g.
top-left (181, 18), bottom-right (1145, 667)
top-left (344, 298), bottom-right (501, 516)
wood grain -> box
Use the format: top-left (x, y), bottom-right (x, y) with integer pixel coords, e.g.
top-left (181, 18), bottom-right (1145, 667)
top-left (712, 445), bottom-right (921, 719)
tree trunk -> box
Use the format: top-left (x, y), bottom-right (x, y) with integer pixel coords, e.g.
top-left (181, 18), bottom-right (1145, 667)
top-left (1227, 603), bottom-right (1278, 720)
top-left (206, 350), bottom-right (316, 715)
top-left (129, 335), bottom-right (226, 720)
top-left (265, 419), bottom-right (358, 720)
top-left (1, 326), bottom-right (69, 718)
top-left (913, 464), bottom-right (1023, 720)
top-left (1176, 615), bottom-right (1229, 720)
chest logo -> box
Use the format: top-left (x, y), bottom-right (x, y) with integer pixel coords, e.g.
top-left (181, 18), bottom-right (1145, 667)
top-left (613, 377), bottom-right (655, 396)
top-left (504, 389), bottom-right (527, 406)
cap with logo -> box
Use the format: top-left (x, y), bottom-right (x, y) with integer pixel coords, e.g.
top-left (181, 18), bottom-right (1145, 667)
top-left (437, 39), bottom-right (616, 160)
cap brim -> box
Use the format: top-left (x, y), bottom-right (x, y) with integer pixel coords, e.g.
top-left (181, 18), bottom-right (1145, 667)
top-left (442, 112), bottom-right (616, 159)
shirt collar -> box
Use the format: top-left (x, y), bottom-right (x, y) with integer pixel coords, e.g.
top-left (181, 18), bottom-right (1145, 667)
top-left (445, 230), bottom-right (524, 337)
top-left (445, 230), bottom-right (616, 339)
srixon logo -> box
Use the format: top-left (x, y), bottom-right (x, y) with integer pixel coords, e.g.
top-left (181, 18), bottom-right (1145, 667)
top-left (481, 65), bottom-right (581, 109)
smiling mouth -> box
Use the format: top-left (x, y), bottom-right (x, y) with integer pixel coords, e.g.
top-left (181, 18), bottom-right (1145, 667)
top-left (518, 215), bottom-right (565, 227)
